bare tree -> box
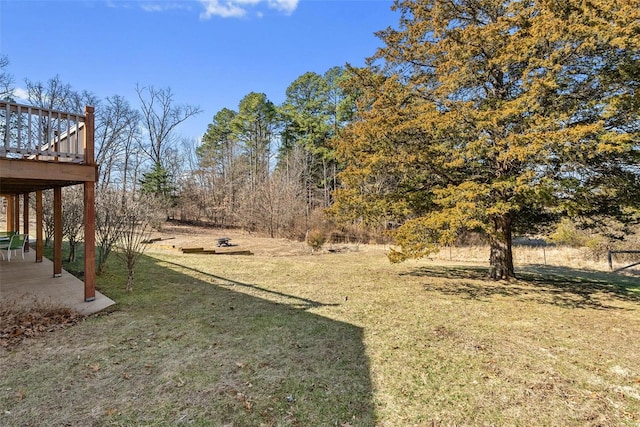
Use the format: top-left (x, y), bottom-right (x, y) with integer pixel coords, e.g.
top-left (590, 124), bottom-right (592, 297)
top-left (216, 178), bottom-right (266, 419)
top-left (175, 138), bottom-right (206, 222)
top-left (25, 74), bottom-right (98, 115)
top-left (136, 84), bottom-right (202, 167)
top-left (95, 188), bottom-right (126, 274)
top-left (61, 186), bottom-right (84, 263)
top-left (122, 129), bottom-right (144, 194)
top-left (0, 55), bottom-right (14, 100)
top-left (25, 75), bottom-right (74, 111)
top-left (115, 194), bottom-right (157, 292)
top-left (253, 170), bottom-right (305, 238)
top-left (66, 90), bottom-right (100, 115)
top-left (37, 190), bottom-right (55, 247)
top-left (94, 95), bottom-right (141, 190)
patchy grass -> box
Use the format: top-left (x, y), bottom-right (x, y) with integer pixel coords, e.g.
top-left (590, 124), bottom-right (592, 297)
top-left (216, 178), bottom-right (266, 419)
top-left (1, 235), bottom-right (639, 426)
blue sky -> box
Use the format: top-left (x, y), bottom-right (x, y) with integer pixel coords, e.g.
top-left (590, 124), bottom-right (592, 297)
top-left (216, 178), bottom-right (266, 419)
top-left (1, 0), bottom-right (397, 141)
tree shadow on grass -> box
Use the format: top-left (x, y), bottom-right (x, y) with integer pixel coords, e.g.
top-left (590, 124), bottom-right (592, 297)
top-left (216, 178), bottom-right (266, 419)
top-left (0, 254), bottom-right (375, 427)
top-left (402, 264), bottom-right (640, 309)
top-left (157, 259), bottom-right (340, 310)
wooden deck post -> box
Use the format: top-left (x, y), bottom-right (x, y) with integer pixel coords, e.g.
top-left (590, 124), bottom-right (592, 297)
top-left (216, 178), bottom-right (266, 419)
top-left (84, 182), bottom-right (96, 301)
top-left (83, 105), bottom-right (96, 302)
top-left (6, 195), bottom-right (14, 232)
top-left (13, 195), bottom-right (20, 232)
top-left (53, 187), bottom-right (62, 277)
top-left (35, 191), bottom-right (43, 262)
top-left (23, 193), bottom-right (29, 252)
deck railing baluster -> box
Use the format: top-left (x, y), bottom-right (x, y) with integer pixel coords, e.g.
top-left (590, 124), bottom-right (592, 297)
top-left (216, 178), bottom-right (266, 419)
top-left (77, 115), bottom-right (82, 159)
top-left (27, 106), bottom-right (33, 153)
top-left (37, 107), bottom-right (43, 157)
top-left (46, 109), bottom-right (53, 157)
top-left (74, 115), bottom-right (80, 159)
top-left (0, 101), bottom-right (89, 163)
top-left (3, 102), bottom-right (9, 151)
top-left (16, 104), bottom-right (22, 153)
top-left (56, 110), bottom-right (62, 159)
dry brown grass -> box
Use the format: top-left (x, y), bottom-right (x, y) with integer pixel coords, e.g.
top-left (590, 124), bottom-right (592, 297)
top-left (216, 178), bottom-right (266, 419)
top-left (424, 244), bottom-right (627, 272)
top-left (1, 224), bottom-right (639, 426)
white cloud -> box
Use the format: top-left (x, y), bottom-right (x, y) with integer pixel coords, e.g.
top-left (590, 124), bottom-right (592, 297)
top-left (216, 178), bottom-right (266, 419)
top-left (106, 1), bottom-right (193, 12)
top-left (13, 88), bottom-right (28, 103)
top-left (198, 0), bottom-right (298, 19)
top-left (113, 0), bottom-right (298, 19)
top-left (199, 0), bottom-right (247, 18)
top-left (140, 3), bottom-right (170, 12)
top-left (268, 0), bottom-right (297, 14)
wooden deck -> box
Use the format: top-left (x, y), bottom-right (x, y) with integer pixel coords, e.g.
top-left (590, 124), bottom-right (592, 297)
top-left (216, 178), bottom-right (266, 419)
top-left (1, 101), bottom-right (98, 303)
top-left (0, 249), bottom-right (114, 315)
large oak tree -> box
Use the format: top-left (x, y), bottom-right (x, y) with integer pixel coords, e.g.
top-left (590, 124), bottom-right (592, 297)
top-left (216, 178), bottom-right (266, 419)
top-left (332, 0), bottom-right (639, 279)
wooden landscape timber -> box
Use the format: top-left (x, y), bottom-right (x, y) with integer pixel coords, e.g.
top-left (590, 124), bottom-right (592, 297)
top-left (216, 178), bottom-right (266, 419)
top-left (142, 236), bottom-right (175, 244)
top-left (181, 247), bottom-right (205, 254)
top-left (180, 247), bottom-right (253, 256)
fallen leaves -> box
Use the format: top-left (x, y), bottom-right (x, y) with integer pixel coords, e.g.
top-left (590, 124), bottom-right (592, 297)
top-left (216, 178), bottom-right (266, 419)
top-left (0, 302), bottom-right (85, 349)
top-left (235, 392), bottom-right (253, 413)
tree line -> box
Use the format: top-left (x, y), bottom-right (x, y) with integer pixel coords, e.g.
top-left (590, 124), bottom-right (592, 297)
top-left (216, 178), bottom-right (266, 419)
top-left (183, 67), bottom-right (354, 239)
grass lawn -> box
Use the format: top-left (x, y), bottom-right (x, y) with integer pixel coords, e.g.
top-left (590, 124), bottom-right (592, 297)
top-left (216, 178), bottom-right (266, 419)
top-left (1, 239), bottom-right (639, 426)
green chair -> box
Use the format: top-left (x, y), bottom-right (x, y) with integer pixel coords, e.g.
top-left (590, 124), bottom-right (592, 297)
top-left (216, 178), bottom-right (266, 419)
top-left (0, 230), bottom-right (16, 239)
top-left (0, 233), bottom-right (28, 261)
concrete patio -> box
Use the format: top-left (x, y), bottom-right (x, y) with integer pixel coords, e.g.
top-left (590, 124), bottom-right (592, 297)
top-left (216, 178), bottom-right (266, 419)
top-left (0, 249), bottom-right (115, 316)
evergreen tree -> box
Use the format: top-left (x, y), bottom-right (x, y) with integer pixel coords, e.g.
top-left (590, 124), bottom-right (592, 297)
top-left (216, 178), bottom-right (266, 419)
top-left (140, 162), bottom-right (176, 206)
top-left (332, 0), bottom-right (640, 279)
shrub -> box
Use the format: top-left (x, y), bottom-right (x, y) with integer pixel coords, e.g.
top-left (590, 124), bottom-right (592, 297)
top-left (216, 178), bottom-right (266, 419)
top-left (307, 229), bottom-right (326, 253)
top-left (548, 218), bottom-right (588, 247)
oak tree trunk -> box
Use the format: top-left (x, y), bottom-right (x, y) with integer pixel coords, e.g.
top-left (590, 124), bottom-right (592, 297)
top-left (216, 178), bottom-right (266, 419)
top-left (489, 214), bottom-right (515, 280)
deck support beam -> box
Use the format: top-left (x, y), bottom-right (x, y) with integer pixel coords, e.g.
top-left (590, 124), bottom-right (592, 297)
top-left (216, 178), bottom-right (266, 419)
top-left (13, 195), bottom-right (19, 233)
top-left (83, 106), bottom-right (96, 302)
top-left (84, 182), bottom-right (96, 301)
top-left (53, 187), bottom-right (62, 277)
top-left (23, 193), bottom-right (29, 252)
top-left (5, 196), bottom-right (14, 232)
top-left (35, 191), bottom-right (43, 262)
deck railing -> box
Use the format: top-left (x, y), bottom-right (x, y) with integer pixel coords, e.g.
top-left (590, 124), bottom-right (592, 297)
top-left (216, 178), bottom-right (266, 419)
top-left (0, 101), bottom-right (88, 163)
